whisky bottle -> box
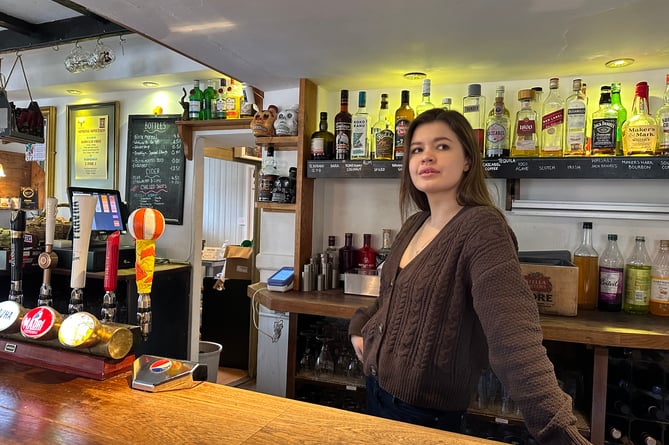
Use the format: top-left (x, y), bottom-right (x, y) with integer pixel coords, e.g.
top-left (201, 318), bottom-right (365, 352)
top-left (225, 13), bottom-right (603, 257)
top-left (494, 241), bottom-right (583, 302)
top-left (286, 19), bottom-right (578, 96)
top-left (622, 81), bottom-right (657, 156)
top-left (649, 239), bottom-right (669, 316)
top-left (487, 86), bottom-right (510, 117)
top-left (202, 79), bottom-right (217, 120)
top-left (215, 78), bottom-right (227, 119)
top-left (371, 94), bottom-right (394, 160)
top-left (654, 73), bottom-right (669, 155)
top-left (611, 82), bottom-right (627, 155)
top-left (564, 78), bottom-right (588, 156)
top-left (590, 86), bottom-right (618, 156)
top-left (334, 89), bottom-right (352, 160)
top-left (350, 91), bottom-right (370, 160)
top-left (394, 90), bottom-right (414, 159)
top-left (415, 79), bottom-right (436, 116)
top-left (310, 112), bottom-right (335, 160)
top-left (573, 222), bottom-right (598, 310)
top-left (623, 236), bottom-right (652, 314)
top-left (463, 83), bottom-right (486, 154)
top-left (188, 80), bottom-right (204, 120)
top-left (484, 94), bottom-right (510, 158)
top-left (598, 234), bottom-right (624, 312)
top-left (540, 77), bottom-right (564, 157)
top-left (357, 233), bottom-right (377, 271)
top-left (375, 228), bottom-right (392, 267)
top-left (511, 89), bottom-right (539, 157)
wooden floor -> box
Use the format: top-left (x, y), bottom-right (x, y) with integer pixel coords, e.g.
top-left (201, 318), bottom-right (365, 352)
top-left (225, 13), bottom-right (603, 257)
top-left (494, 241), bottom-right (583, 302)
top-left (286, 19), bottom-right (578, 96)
top-left (216, 367), bottom-right (256, 390)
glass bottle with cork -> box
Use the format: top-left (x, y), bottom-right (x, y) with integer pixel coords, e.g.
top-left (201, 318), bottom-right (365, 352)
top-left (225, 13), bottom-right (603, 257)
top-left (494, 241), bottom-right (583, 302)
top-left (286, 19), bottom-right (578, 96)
top-left (310, 112), bottom-right (335, 160)
top-left (623, 235), bottom-right (652, 314)
top-left (334, 89), bottom-right (352, 160)
top-left (598, 233), bottom-right (624, 311)
top-left (650, 239), bottom-right (669, 316)
top-left (350, 91), bottom-right (370, 160)
top-left (540, 77), bottom-right (565, 157)
top-left (511, 89), bottom-right (539, 157)
top-left (394, 90), bottom-right (414, 160)
top-left (590, 86), bottom-right (618, 156)
top-left (573, 222), bottom-right (599, 310)
top-left (371, 94), bottom-right (394, 160)
top-left (622, 81), bottom-right (657, 156)
top-left (463, 83), bottom-right (485, 154)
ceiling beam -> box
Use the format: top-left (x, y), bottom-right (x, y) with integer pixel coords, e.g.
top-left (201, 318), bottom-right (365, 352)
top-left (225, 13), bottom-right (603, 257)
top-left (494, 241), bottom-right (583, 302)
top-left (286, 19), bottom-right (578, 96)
top-left (0, 12), bottom-right (39, 36)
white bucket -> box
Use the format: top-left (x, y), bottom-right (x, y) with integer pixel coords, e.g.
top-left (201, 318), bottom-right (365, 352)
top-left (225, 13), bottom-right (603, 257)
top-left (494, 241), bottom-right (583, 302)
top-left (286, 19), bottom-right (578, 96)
top-left (198, 341), bottom-right (222, 383)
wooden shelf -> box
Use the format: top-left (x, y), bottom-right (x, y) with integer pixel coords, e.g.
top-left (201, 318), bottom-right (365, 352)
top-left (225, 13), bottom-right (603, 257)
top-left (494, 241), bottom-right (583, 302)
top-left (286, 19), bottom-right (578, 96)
top-left (176, 118), bottom-right (253, 160)
top-left (255, 202), bottom-right (296, 212)
top-left (255, 135), bottom-right (299, 147)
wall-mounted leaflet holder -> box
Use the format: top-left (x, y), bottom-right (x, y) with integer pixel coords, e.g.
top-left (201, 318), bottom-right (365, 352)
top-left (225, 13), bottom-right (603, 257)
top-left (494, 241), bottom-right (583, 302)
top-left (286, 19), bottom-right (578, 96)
top-left (0, 55), bottom-right (44, 145)
top-left (267, 266), bottom-right (294, 292)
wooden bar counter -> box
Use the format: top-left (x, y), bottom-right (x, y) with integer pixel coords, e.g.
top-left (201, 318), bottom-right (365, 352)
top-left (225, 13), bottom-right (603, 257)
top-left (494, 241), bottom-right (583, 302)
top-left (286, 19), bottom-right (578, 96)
top-left (0, 359), bottom-right (497, 444)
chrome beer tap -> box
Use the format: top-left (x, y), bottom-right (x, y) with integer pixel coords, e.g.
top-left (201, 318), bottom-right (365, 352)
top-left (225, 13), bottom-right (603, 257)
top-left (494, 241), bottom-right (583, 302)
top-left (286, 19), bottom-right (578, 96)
top-left (37, 197), bottom-right (58, 307)
top-left (9, 210), bottom-right (26, 305)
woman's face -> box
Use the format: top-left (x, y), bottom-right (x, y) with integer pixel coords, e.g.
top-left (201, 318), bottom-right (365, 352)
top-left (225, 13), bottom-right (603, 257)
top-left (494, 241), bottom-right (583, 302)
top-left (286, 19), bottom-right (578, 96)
top-left (408, 121), bottom-right (471, 197)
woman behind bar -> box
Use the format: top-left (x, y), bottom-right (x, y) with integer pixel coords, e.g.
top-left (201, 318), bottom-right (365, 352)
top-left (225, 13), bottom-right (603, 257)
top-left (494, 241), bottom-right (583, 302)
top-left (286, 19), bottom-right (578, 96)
top-left (348, 109), bottom-right (590, 445)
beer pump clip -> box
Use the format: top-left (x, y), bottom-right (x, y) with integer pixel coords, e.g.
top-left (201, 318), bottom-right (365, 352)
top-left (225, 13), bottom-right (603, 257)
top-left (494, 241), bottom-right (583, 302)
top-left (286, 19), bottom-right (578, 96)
top-left (131, 354), bottom-right (207, 392)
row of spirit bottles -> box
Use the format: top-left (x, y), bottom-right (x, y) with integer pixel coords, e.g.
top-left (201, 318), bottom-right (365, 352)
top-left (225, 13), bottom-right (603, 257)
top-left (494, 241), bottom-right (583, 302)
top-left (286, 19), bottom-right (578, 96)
top-left (187, 78), bottom-right (255, 120)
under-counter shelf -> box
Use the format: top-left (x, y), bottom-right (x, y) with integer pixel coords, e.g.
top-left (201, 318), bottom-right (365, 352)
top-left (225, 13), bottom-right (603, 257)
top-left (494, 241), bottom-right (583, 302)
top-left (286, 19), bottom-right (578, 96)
top-left (255, 201), bottom-right (296, 212)
top-left (306, 157), bottom-right (669, 179)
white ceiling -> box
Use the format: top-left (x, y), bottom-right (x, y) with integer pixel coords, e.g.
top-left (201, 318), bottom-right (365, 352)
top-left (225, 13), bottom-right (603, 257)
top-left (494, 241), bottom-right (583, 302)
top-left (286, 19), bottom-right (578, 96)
top-left (2, 0), bottom-right (669, 96)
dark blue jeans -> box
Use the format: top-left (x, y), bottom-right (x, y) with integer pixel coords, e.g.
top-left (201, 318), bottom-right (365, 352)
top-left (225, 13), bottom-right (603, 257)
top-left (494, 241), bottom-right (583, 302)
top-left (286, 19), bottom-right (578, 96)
top-left (365, 375), bottom-right (464, 433)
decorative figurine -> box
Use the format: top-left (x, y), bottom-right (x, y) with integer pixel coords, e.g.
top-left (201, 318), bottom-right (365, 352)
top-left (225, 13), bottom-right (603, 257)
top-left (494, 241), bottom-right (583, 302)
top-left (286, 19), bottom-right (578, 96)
top-left (274, 105), bottom-right (299, 136)
top-left (179, 88), bottom-right (189, 121)
top-left (251, 105), bottom-right (279, 137)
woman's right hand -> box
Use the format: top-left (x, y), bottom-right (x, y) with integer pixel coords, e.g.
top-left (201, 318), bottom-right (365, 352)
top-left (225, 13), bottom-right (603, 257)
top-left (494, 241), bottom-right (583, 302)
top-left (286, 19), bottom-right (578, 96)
top-left (351, 335), bottom-right (364, 361)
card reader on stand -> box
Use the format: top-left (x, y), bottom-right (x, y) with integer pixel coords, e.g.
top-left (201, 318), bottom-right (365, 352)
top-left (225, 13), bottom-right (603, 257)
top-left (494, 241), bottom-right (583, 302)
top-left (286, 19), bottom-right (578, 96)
top-left (267, 266), bottom-right (294, 292)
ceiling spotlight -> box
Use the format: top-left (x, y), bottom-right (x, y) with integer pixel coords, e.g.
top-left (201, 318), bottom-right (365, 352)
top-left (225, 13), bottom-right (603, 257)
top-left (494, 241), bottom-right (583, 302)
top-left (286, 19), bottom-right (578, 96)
top-left (605, 58), bottom-right (635, 68)
top-left (403, 71), bottom-right (427, 80)
top-left (142, 81), bottom-right (160, 88)
top-left (66, 89), bottom-right (82, 95)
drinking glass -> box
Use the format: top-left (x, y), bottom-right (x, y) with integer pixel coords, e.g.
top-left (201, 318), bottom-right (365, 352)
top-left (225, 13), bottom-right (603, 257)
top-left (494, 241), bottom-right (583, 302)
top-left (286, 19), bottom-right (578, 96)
top-left (314, 335), bottom-right (334, 378)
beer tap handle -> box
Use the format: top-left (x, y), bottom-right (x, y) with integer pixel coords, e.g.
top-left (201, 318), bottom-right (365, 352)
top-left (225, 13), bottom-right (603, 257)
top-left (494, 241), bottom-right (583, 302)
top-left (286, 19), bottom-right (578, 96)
top-left (9, 210), bottom-right (26, 305)
top-left (38, 197), bottom-right (58, 307)
top-left (101, 231), bottom-right (120, 322)
top-left (137, 293), bottom-right (151, 341)
top-left (69, 196), bottom-right (97, 314)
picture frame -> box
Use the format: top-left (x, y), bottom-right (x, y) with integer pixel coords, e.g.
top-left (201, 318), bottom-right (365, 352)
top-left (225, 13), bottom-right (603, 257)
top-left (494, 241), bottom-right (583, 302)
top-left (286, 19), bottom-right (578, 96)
top-left (66, 101), bottom-right (119, 189)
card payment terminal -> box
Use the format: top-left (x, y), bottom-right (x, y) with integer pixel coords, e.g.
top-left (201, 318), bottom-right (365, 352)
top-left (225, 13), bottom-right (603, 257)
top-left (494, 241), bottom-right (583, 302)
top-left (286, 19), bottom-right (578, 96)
top-left (267, 266), bottom-right (294, 292)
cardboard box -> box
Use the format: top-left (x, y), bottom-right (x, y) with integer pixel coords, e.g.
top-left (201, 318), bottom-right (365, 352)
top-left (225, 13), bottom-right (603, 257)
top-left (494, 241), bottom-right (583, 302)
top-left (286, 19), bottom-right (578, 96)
top-left (224, 245), bottom-right (253, 280)
top-left (520, 262), bottom-right (578, 316)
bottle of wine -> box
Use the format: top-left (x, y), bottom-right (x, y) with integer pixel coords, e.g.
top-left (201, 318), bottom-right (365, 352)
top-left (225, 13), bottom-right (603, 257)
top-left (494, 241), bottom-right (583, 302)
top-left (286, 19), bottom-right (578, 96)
top-left (623, 236), bottom-right (652, 314)
top-left (394, 90), bottom-right (414, 160)
top-left (188, 79), bottom-right (204, 120)
top-left (415, 79), bottom-right (436, 116)
top-left (350, 91), bottom-right (370, 160)
top-left (631, 390), bottom-right (666, 421)
top-left (591, 86), bottom-right (618, 156)
top-left (371, 94), bottom-right (394, 160)
top-left (622, 81), bottom-right (658, 156)
top-left (598, 234), bottom-right (624, 311)
top-left (334, 89), bottom-right (352, 160)
top-left (573, 222), bottom-right (599, 310)
top-left (540, 77), bottom-right (565, 157)
top-left (564, 78), bottom-right (588, 156)
top-left (310, 112), bottom-right (335, 160)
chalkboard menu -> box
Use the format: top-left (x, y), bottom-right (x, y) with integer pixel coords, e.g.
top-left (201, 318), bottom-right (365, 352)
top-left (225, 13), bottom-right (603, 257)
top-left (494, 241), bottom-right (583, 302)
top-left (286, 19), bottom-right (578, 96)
top-left (126, 115), bottom-right (185, 224)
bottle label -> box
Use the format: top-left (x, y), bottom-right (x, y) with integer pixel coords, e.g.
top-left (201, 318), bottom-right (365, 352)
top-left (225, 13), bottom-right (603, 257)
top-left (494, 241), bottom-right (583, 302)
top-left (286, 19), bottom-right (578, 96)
top-left (541, 109), bottom-right (564, 131)
top-left (351, 117), bottom-right (369, 159)
top-left (624, 266), bottom-right (651, 306)
top-left (592, 118), bottom-right (617, 150)
top-left (659, 113), bottom-right (669, 151)
top-left (335, 122), bottom-right (351, 159)
top-left (311, 138), bottom-right (325, 157)
top-left (566, 107), bottom-right (586, 129)
top-left (375, 129), bottom-right (394, 160)
top-left (650, 276), bottom-right (669, 302)
top-left (395, 119), bottom-right (410, 155)
top-left (624, 125), bottom-right (657, 152)
top-left (486, 122), bottom-right (507, 144)
top-left (599, 267), bottom-right (623, 303)
top-left (225, 97), bottom-right (240, 119)
top-left (463, 104), bottom-right (480, 114)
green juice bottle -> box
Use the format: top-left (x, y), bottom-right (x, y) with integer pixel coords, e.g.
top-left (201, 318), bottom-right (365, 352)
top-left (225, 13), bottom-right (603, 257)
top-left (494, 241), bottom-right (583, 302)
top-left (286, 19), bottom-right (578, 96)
top-left (623, 236), bottom-right (652, 314)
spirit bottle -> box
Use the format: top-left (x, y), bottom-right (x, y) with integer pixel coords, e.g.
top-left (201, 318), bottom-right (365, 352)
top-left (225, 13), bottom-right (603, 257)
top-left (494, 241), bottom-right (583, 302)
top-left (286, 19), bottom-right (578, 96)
top-left (441, 98), bottom-right (452, 110)
top-left (415, 79), bottom-right (436, 116)
top-left (649, 239), bottom-right (669, 316)
top-left (202, 79), bottom-right (217, 120)
top-left (654, 73), bottom-right (669, 155)
top-left (463, 83), bottom-right (486, 154)
top-left (598, 234), bottom-right (624, 312)
top-left (188, 80), bottom-right (203, 120)
top-left (257, 144), bottom-right (279, 202)
top-left (488, 86), bottom-right (510, 117)
top-left (590, 86), bottom-right (618, 156)
top-left (623, 236), bottom-right (652, 314)
top-left (215, 78), bottom-right (227, 119)
top-left (334, 89), bottom-right (352, 160)
top-left (372, 94), bottom-right (394, 160)
top-left (350, 91), bottom-right (370, 160)
top-left (573, 222), bottom-right (598, 310)
top-left (564, 78), bottom-right (588, 156)
top-left (394, 90), bottom-right (414, 159)
top-left (511, 89), bottom-right (539, 157)
top-left (611, 82), bottom-right (627, 155)
top-left (540, 77), bottom-right (565, 157)
top-left (484, 94), bottom-right (510, 158)
top-left (357, 233), bottom-right (377, 271)
top-left (531, 86), bottom-right (543, 149)
top-left (375, 228), bottom-right (392, 267)
top-left (326, 235), bottom-right (339, 271)
top-left (310, 112), bottom-right (335, 160)
top-left (338, 232), bottom-right (358, 275)
top-left (225, 79), bottom-right (243, 119)
top-left (622, 81), bottom-right (657, 156)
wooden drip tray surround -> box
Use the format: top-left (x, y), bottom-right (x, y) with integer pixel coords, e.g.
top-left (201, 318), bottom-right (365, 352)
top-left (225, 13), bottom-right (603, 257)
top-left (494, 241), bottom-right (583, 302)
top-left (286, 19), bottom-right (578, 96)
top-left (0, 337), bottom-right (134, 380)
